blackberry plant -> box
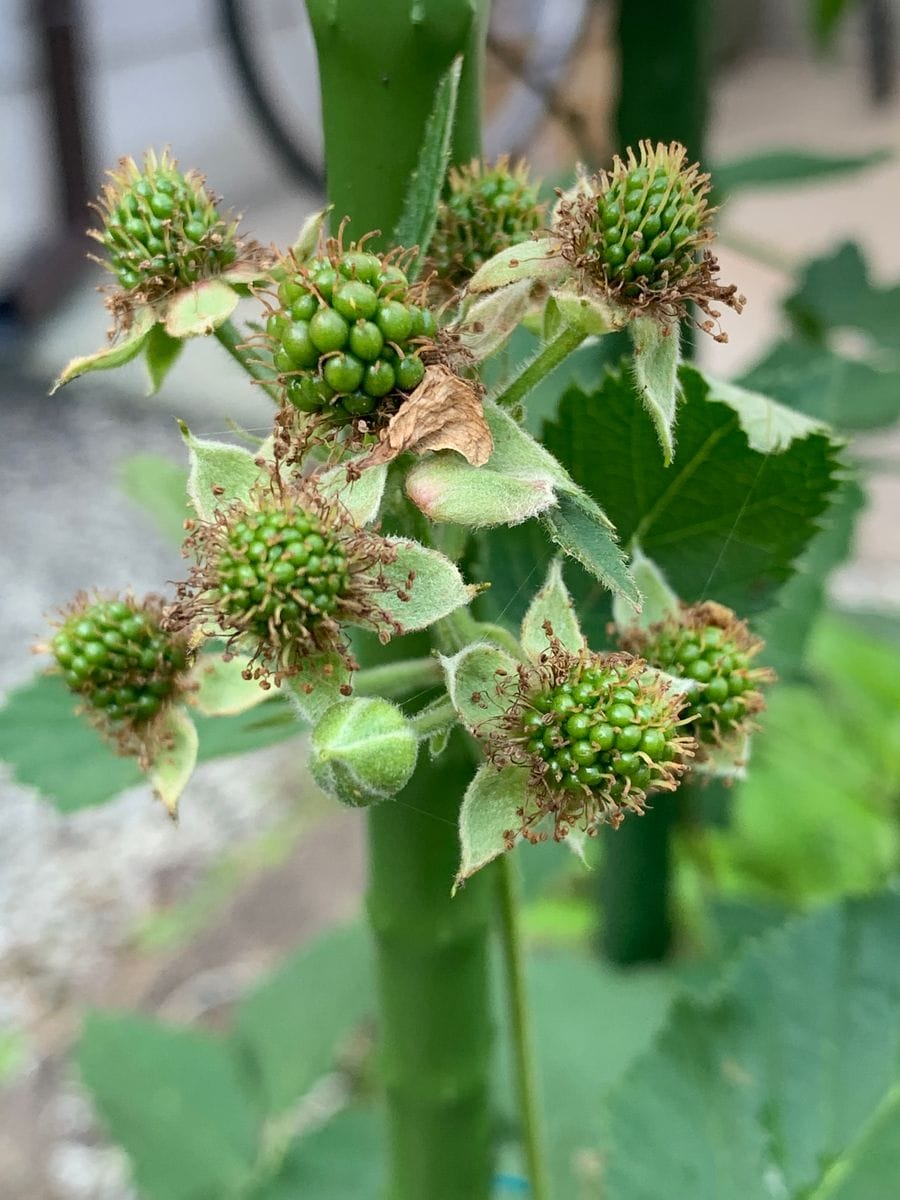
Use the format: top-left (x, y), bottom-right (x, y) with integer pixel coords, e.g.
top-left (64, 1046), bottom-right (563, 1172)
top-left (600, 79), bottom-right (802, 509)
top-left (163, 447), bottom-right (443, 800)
top-left (6, 6), bottom-right (848, 1200)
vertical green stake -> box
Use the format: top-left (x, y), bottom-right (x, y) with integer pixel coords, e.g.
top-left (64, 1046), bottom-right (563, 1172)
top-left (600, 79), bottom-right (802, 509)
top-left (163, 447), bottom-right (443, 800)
top-left (304, 4), bottom-right (494, 1196)
top-left (601, 0), bottom-right (711, 966)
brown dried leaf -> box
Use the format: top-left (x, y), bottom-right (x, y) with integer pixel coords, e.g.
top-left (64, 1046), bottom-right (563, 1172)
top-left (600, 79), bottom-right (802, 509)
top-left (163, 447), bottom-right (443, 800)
top-left (363, 365), bottom-right (493, 469)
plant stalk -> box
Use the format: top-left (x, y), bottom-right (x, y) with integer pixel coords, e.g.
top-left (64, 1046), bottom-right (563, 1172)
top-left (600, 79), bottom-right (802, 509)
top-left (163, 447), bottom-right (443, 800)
top-left (356, 657), bottom-right (442, 701)
top-left (214, 318), bottom-right (281, 403)
top-left (491, 326), bottom-right (586, 411)
top-left (496, 856), bottom-right (551, 1200)
top-left (304, 3), bottom-right (496, 1197)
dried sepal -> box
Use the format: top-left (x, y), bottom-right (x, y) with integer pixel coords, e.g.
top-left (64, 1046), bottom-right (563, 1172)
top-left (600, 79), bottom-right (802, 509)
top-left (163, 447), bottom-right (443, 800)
top-left (617, 601), bottom-right (775, 758)
top-left (164, 480), bottom-right (409, 688)
top-left (553, 140), bottom-right (745, 340)
top-left (471, 631), bottom-right (694, 844)
top-left (44, 591), bottom-right (192, 766)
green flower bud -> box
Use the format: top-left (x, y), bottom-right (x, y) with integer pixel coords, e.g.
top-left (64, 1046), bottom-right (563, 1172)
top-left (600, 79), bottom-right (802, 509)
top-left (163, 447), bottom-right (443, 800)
top-left (48, 592), bottom-right (189, 753)
top-left (428, 156), bottom-right (545, 288)
top-left (310, 697), bottom-right (418, 806)
top-left (268, 238), bottom-right (437, 430)
top-left (618, 601), bottom-right (774, 753)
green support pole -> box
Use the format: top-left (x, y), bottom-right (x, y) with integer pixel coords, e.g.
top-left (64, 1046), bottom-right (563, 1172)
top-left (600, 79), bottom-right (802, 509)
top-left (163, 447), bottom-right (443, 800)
top-left (601, 0), bottom-right (711, 966)
top-left (305, 4), bottom-right (494, 1195)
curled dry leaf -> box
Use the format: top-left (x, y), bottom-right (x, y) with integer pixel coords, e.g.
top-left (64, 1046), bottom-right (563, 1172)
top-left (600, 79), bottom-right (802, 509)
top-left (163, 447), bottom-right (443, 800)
top-left (361, 364), bottom-right (493, 469)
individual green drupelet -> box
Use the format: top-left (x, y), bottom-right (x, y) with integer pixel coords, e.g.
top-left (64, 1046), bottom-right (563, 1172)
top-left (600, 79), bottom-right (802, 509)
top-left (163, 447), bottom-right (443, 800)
top-left (93, 149), bottom-right (239, 296)
top-left (51, 595), bottom-right (188, 726)
top-left (619, 602), bottom-right (773, 750)
top-left (268, 247), bottom-right (435, 425)
top-left (428, 156), bottom-right (544, 287)
top-left (215, 502), bottom-right (351, 645)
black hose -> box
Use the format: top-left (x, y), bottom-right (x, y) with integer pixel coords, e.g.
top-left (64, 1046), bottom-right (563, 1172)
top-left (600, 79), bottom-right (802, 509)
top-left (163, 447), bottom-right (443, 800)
top-left (216, 0), bottom-right (323, 189)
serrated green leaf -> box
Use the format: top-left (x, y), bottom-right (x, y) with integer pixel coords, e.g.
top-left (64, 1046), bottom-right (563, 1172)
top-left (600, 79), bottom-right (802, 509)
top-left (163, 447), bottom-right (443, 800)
top-left (455, 763), bottom-right (529, 888)
top-left (149, 706), bottom-right (198, 817)
top-left (786, 241), bottom-right (900, 353)
top-left (50, 309), bottom-right (156, 394)
top-left (441, 642), bottom-right (519, 731)
top-left (143, 321), bottom-right (184, 394)
top-left (612, 546), bottom-right (680, 632)
top-left (119, 453), bottom-right (189, 545)
top-left (467, 237), bottom-right (568, 292)
top-left (542, 491), bottom-right (638, 609)
top-left (179, 423), bottom-right (268, 521)
top-left (371, 538), bottom-right (474, 632)
top-left (318, 460), bottom-right (387, 525)
top-left (391, 56), bottom-right (462, 278)
top-left (163, 279), bottom-right (239, 338)
top-left (0, 672), bottom-right (297, 811)
top-left (543, 364), bottom-right (841, 613)
top-left (520, 557), bottom-right (584, 660)
top-left (234, 923), bottom-right (373, 1116)
top-left (310, 697), bottom-right (418, 806)
top-left (629, 316), bottom-right (681, 463)
top-left (191, 653), bottom-right (270, 717)
top-left (78, 1012), bottom-right (259, 1200)
top-left (712, 148), bottom-right (888, 196)
top-left (703, 373), bottom-right (832, 452)
top-left (249, 1108), bottom-right (382, 1200)
top-left (740, 338), bottom-right (900, 433)
top-left (604, 896), bottom-right (900, 1200)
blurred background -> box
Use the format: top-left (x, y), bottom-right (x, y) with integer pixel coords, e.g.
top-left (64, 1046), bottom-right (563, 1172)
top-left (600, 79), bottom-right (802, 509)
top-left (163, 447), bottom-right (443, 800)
top-left (2, 2), bottom-right (900, 1197)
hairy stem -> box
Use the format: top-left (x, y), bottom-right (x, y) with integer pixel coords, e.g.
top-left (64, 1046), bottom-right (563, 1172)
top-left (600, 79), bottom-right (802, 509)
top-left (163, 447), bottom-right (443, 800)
top-left (356, 657), bottom-right (442, 701)
top-left (491, 325), bottom-right (586, 410)
top-left (213, 318), bottom-right (281, 403)
top-left (409, 695), bottom-right (456, 737)
top-left (497, 856), bottom-right (551, 1200)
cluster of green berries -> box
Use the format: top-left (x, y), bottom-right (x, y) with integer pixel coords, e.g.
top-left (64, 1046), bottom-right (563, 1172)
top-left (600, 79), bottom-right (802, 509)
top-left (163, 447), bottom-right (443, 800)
top-left (51, 596), bottom-right (187, 726)
top-left (95, 149), bottom-right (238, 295)
top-left (591, 141), bottom-right (708, 296)
top-left (620, 603), bottom-right (771, 749)
top-left (494, 653), bottom-right (692, 840)
top-left (214, 501), bottom-right (351, 647)
top-left (428, 157), bottom-right (544, 286)
top-left (269, 248), bottom-right (435, 425)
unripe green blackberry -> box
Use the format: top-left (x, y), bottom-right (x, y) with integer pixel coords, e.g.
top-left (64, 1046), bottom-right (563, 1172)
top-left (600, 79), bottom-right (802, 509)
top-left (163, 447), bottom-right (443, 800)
top-left (555, 141), bottom-right (743, 334)
top-left (90, 149), bottom-right (242, 299)
top-left (486, 649), bottom-right (694, 841)
top-left (168, 485), bottom-right (402, 685)
top-left (618, 602), bottom-right (774, 753)
top-left (269, 241), bottom-right (436, 428)
top-left (428, 156), bottom-right (545, 288)
top-left (49, 594), bottom-right (189, 733)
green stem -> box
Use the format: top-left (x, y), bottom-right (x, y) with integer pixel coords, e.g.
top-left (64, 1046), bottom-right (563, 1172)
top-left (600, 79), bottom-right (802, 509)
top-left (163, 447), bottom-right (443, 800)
top-left (214, 318), bottom-right (281, 403)
top-left (496, 856), bottom-right (551, 1200)
top-left (409, 695), bottom-right (456, 737)
top-left (491, 326), bottom-right (587, 410)
top-left (356, 657), bottom-right (442, 701)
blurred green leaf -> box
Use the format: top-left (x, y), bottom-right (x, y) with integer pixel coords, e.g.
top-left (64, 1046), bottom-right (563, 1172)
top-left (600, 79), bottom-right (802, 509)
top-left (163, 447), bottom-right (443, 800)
top-left (740, 338), bottom-right (900, 432)
top-left (79, 1013), bottom-right (259, 1200)
top-left (713, 147), bottom-right (887, 195)
top-left (250, 1109), bottom-right (382, 1199)
top-left (0, 673), bottom-right (297, 811)
top-left (811, 0), bottom-right (857, 46)
top-left (542, 363), bottom-right (841, 614)
top-left (235, 923), bottom-right (374, 1116)
top-left (391, 56), bottom-right (461, 277)
top-left (604, 895), bottom-right (900, 1199)
top-left (786, 242), bottom-right (900, 352)
top-left (144, 322), bottom-right (184, 394)
top-left (119, 453), bottom-right (190, 545)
